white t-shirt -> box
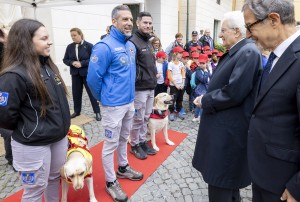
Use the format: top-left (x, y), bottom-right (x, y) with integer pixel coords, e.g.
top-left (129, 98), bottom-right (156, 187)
top-left (156, 61), bottom-right (164, 84)
top-left (168, 61), bottom-right (184, 86)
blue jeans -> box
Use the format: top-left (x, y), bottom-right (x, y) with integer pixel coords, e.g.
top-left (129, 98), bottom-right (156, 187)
top-left (194, 107), bottom-right (203, 118)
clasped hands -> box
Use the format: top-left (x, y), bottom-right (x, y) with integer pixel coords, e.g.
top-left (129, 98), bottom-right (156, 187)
top-left (72, 61), bottom-right (82, 68)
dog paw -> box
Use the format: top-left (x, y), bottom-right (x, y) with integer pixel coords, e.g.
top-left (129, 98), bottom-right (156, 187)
top-left (153, 145), bottom-right (160, 151)
top-left (166, 140), bottom-right (175, 146)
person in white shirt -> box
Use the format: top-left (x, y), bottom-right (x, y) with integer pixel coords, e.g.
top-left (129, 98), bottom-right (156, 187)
top-left (167, 46), bottom-right (186, 121)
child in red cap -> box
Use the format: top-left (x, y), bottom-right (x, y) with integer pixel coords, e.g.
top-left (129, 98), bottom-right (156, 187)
top-left (192, 54), bottom-right (210, 122)
top-left (155, 51), bottom-right (168, 96)
top-left (168, 46), bottom-right (186, 121)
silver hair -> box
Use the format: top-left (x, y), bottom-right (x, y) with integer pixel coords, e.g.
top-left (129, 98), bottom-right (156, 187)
top-left (111, 5), bottom-right (131, 20)
top-left (223, 11), bottom-right (246, 37)
top-left (242, 0), bottom-right (295, 25)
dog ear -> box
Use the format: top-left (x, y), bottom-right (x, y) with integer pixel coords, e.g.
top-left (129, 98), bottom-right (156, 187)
top-left (60, 165), bottom-right (67, 180)
top-left (154, 96), bottom-right (158, 107)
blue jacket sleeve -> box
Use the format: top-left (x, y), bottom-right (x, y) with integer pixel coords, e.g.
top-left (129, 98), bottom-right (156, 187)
top-left (162, 61), bottom-right (168, 80)
top-left (87, 43), bottom-right (112, 101)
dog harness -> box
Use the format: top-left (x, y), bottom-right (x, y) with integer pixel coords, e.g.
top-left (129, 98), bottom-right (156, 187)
top-left (64, 125), bottom-right (93, 183)
top-left (150, 109), bottom-right (168, 119)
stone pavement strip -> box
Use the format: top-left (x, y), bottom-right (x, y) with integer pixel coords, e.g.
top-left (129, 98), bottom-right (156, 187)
top-left (0, 89), bottom-right (252, 201)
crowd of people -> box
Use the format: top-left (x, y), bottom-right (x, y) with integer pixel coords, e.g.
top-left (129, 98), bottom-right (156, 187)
top-left (0, 0), bottom-right (300, 201)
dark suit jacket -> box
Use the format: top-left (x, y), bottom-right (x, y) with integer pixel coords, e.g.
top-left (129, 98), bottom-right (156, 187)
top-left (192, 39), bottom-right (261, 189)
top-left (248, 35), bottom-right (300, 200)
top-left (63, 40), bottom-right (93, 76)
top-left (199, 35), bottom-right (214, 50)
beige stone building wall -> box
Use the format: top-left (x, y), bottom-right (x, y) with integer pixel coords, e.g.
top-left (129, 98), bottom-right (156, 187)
top-left (178, 0), bottom-right (232, 44)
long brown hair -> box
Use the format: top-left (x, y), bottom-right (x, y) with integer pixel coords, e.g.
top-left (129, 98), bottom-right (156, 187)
top-left (0, 19), bottom-right (67, 117)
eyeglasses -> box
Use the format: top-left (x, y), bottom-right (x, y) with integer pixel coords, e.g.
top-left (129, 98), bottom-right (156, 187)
top-left (245, 16), bottom-right (267, 33)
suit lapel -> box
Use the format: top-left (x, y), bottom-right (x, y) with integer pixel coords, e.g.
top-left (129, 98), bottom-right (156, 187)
top-left (254, 43), bottom-right (298, 110)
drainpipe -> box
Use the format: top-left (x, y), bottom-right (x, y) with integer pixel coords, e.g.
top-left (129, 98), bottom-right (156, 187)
top-left (186, 0), bottom-right (189, 43)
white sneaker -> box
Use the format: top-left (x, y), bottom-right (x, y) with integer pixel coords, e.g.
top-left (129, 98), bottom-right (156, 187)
top-left (192, 117), bottom-right (199, 122)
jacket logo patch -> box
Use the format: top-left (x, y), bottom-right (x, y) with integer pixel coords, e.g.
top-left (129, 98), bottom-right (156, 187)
top-left (120, 57), bottom-right (128, 65)
top-left (0, 92), bottom-right (9, 106)
top-left (104, 129), bottom-right (113, 139)
top-left (91, 55), bottom-right (98, 63)
top-left (141, 48), bottom-right (147, 52)
top-left (130, 48), bottom-right (134, 55)
top-left (54, 75), bottom-right (62, 85)
top-left (21, 172), bottom-right (35, 184)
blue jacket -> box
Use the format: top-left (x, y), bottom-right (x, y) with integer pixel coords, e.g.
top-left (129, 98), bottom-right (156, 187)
top-left (87, 26), bottom-right (136, 106)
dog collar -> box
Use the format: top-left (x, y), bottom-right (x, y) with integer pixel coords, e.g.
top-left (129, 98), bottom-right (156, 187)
top-left (150, 109), bottom-right (168, 119)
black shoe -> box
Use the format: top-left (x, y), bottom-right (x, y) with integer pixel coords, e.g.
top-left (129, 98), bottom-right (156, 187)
top-left (130, 144), bottom-right (147, 160)
top-left (96, 113), bottom-right (101, 121)
top-left (140, 141), bottom-right (157, 155)
top-left (70, 112), bottom-right (80, 119)
top-left (7, 160), bottom-right (12, 165)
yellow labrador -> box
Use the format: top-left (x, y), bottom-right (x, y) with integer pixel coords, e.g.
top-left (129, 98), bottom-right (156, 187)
top-left (148, 93), bottom-right (175, 151)
top-left (60, 125), bottom-right (97, 202)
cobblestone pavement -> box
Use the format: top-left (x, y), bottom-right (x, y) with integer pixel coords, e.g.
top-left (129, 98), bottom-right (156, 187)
top-left (0, 89), bottom-right (252, 201)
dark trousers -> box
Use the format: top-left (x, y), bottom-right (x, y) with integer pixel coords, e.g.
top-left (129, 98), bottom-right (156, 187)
top-left (72, 75), bottom-right (100, 114)
top-left (208, 184), bottom-right (241, 202)
top-left (154, 83), bottom-right (168, 97)
top-left (169, 86), bottom-right (184, 113)
top-left (252, 183), bottom-right (283, 202)
top-left (0, 128), bottom-right (13, 162)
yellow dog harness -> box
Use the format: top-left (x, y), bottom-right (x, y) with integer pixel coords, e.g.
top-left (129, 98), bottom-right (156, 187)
top-left (65, 125), bottom-right (93, 183)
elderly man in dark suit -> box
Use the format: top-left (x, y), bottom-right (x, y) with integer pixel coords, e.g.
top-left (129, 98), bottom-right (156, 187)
top-left (192, 11), bottom-right (261, 202)
top-left (63, 27), bottom-right (101, 121)
top-left (243, 0), bottom-right (300, 201)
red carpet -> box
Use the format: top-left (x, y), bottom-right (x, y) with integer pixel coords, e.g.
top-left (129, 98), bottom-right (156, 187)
top-left (3, 130), bottom-right (187, 202)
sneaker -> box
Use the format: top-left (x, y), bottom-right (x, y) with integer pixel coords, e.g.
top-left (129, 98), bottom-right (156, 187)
top-left (169, 113), bottom-right (176, 121)
top-left (130, 144), bottom-right (147, 160)
top-left (116, 165), bottom-right (143, 181)
top-left (177, 112), bottom-right (185, 120)
top-left (140, 141), bottom-right (157, 155)
top-left (192, 117), bottom-right (199, 122)
top-left (106, 180), bottom-right (128, 202)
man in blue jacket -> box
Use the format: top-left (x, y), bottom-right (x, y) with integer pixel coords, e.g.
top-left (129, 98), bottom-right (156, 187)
top-left (87, 5), bottom-right (143, 202)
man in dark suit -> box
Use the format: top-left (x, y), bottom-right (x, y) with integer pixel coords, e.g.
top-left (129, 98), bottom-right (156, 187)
top-left (63, 27), bottom-right (101, 121)
top-left (192, 11), bottom-right (261, 202)
top-left (198, 28), bottom-right (214, 51)
top-left (243, 0), bottom-right (300, 201)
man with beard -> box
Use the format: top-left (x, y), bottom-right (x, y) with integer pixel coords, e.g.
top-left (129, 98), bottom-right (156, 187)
top-left (87, 5), bottom-right (143, 202)
top-left (129, 12), bottom-right (158, 160)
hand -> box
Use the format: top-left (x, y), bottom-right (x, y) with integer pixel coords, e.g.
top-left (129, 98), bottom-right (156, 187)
top-left (193, 95), bottom-right (203, 108)
top-left (156, 73), bottom-right (161, 78)
top-left (72, 61), bottom-right (81, 68)
top-left (281, 189), bottom-right (297, 202)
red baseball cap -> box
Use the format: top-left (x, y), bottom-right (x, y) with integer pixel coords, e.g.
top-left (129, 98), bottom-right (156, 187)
top-left (203, 46), bottom-right (210, 51)
top-left (156, 51), bottom-right (167, 59)
top-left (217, 52), bottom-right (224, 57)
top-left (212, 49), bottom-right (219, 54)
top-left (198, 54), bottom-right (208, 63)
top-left (191, 52), bottom-right (199, 58)
top-left (196, 45), bottom-right (202, 50)
top-left (206, 51), bottom-right (212, 56)
top-left (173, 46), bottom-right (184, 53)
top-left (182, 51), bottom-right (190, 58)
top-left (190, 47), bottom-right (198, 52)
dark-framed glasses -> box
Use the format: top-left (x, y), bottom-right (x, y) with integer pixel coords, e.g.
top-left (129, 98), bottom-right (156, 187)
top-left (245, 16), bottom-right (267, 33)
